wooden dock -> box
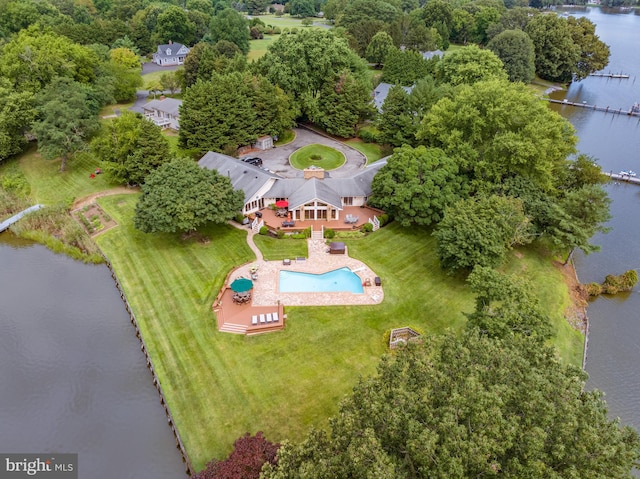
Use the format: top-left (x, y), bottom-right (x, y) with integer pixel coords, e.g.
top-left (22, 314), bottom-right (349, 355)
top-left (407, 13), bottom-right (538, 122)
top-left (0, 205), bottom-right (45, 233)
top-left (544, 98), bottom-right (640, 117)
top-left (589, 72), bottom-right (630, 79)
top-left (604, 172), bottom-right (640, 185)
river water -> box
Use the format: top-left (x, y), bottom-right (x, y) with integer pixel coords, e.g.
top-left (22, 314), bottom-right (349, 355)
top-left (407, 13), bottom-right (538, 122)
top-left (553, 6), bottom-right (640, 473)
top-left (0, 235), bottom-right (187, 478)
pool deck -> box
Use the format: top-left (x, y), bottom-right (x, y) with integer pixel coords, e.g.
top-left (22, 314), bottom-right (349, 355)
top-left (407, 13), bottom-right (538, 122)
top-left (213, 239), bottom-right (384, 335)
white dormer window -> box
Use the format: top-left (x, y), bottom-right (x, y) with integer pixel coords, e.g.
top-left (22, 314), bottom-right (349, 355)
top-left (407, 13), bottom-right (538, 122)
top-left (166, 48), bottom-right (172, 55)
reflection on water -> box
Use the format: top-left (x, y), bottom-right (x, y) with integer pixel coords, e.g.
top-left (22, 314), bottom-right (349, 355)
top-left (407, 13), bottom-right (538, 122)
top-left (0, 235), bottom-right (187, 479)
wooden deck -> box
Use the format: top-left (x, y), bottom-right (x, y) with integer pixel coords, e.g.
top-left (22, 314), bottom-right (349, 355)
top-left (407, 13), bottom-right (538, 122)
top-left (213, 287), bottom-right (285, 335)
top-left (257, 205), bottom-right (383, 233)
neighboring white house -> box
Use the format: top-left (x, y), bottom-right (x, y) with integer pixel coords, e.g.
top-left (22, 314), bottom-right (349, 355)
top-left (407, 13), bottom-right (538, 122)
top-left (372, 82), bottom-right (414, 113)
top-left (152, 42), bottom-right (190, 66)
top-left (422, 49), bottom-right (444, 60)
top-left (198, 151), bottom-right (386, 218)
top-left (142, 97), bottom-right (182, 130)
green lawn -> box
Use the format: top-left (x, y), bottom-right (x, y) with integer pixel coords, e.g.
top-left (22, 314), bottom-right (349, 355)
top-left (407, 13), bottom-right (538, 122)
top-left (19, 147), bottom-right (113, 205)
top-left (248, 36), bottom-right (277, 62)
top-left (253, 14), bottom-right (328, 29)
top-left (289, 144), bottom-right (345, 170)
top-left (344, 138), bottom-right (385, 164)
top-left (253, 234), bottom-right (308, 260)
top-left (93, 199), bottom-right (583, 470)
top-left (142, 68), bottom-right (183, 89)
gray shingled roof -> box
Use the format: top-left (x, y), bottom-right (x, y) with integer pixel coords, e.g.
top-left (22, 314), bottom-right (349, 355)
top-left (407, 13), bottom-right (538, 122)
top-left (143, 98), bottom-right (182, 117)
top-left (422, 49), bottom-right (444, 60)
top-left (323, 159), bottom-right (388, 197)
top-left (155, 43), bottom-right (188, 60)
top-left (198, 152), bottom-right (279, 203)
top-left (288, 177), bottom-right (343, 209)
top-left (372, 83), bottom-right (414, 112)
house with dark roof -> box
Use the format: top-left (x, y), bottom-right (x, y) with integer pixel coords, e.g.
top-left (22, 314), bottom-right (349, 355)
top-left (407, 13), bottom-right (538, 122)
top-left (142, 97), bottom-right (182, 130)
top-left (152, 42), bottom-right (190, 66)
top-left (372, 82), bottom-right (414, 113)
top-left (198, 152), bottom-right (386, 220)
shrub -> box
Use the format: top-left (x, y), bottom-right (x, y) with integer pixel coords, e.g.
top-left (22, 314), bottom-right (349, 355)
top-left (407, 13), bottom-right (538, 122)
top-left (324, 228), bottom-right (335, 239)
top-left (357, 127), bottom-right (380, 143)
top-left (276, 229), bottom-right (285, 239)
top-left (310, 154), bottom-right (322, 161)
top-left (235, 213), bottom-right (245, 223)
top-left (301, 18), bottom-right (313, 27)
top-left (602, 270), bottom-right (638, 295)
top-left (290, 232), bottom-right (306, 239)
top-left (361, 222), bottom-right (373, 233)
top-left (304, 227), bottom-right (312, 238)
top-left (585, 282), bottom-right (603, 296)
top-left (378, 214), bottom-right (388, 227)
top-left (259, 225), bottom-right (269, 235)
top-left (250, 27), bottom-right (264, 39)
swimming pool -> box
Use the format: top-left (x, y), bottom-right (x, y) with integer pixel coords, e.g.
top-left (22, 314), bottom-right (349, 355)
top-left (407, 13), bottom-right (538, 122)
top-left (279, 267), bottom-right (364, 294)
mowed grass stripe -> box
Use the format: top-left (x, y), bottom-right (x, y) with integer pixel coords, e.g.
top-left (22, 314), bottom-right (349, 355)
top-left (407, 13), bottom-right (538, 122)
top-left (96, 195), bottom-right (581, 469)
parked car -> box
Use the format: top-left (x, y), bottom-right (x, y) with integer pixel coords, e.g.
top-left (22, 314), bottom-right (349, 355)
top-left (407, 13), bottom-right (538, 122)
top-left (281, 220), bottom-right (296, 227)
top-left (242, 157), bottom-right (263, 167)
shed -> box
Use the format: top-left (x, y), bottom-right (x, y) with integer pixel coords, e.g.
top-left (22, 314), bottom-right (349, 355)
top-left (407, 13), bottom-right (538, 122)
top-left (329, 242), bottom-right (345, 254)
top-left (255, 136), bottom-right (273, 150)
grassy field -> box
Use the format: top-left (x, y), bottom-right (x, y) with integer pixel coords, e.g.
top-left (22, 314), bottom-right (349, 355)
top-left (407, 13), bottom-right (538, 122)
top-left (94, 196), bottom-right (581, 469)
top-left (253, 234), bottom-right (308, 260)
top-left (248, 36), bottom-right (278, 62)
top-left (344, 138), bottom-right (385, 164)
top-left (18, 147), bottom-right (112, 205)
top-left (290, 144), bottom-right (345, 170)
top-left (142, 68), bottom-right (183, 89)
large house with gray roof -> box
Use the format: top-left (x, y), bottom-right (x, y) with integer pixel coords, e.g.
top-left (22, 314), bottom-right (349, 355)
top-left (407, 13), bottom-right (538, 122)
top-left (142, 97), bottom-right (182, 130)
top-left (152, 42), bottom-right (190, 66)
top-left (198, 152), bottom-right (386, 221)
top-left (372, 82), bottom-right (414, 113)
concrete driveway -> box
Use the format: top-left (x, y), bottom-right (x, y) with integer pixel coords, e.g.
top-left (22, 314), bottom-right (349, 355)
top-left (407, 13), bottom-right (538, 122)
top-left (245, 128), bottom-right (367, 179)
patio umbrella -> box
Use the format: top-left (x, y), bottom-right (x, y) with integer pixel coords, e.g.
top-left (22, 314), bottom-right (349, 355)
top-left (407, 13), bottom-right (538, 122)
top-left (275, 200), bottom-right (289, 208)
top-left (230, 277), bottom-right (253, 292)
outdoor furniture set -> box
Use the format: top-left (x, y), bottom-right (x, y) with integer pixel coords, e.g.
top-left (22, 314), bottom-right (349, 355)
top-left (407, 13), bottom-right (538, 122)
top-left (251, 312), bottom-right (280, 325)
top-left (344, 214), bottom-right (359, 224)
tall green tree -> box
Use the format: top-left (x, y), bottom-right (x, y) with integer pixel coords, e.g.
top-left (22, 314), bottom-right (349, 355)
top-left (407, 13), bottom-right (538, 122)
top-left (487, 29), bottom-right (535, 83)
top-left (381, 48), bottom-right (431, 86)
top-left (289, 0), bottom-right (316, 17)
top-left (263, 331), bottom-right (640, 479)
top-left (153, 5), bottom-right (196, 46)
top-left (254, 29), bottom-right (368, 121)
top-left (134, 158), bottom-right (244, 234)
top-left (371, 145), bottom-right (466, 226)
top-left (91, 111), bottom-right (171, 186)
top-left (435, 44), bottom-right (507, 86)
top-left (434, 195), bottom-right (531, 273)
top-left (313, 71), bottom-right (374, 137)
top-left (0, 79), bottom-right (37, 163)
top-left (365, 30), bottom-right (395, 67)
top-left (526, 14), bottom-right (580, 83)
top-left (377, 85), bottom-right (418, 146)
top-left (548, 184), bottom-right (611, 264)
top-left (0, 25), bottom-right (100, 93)
top-left (467, 266), bottom-right (552, 339)
top-left (32, 78), bottom-right (100, 172)
top-left (208, 8), bottom-right (250, 55)
top-left (179, 72), bottom-right (295, 153)
top-left (109, 47), bottom-right (143, 102)
top-left (418, 80), bottom-right (577, 193)
top-left (567, 16), bottom-right (610, 81)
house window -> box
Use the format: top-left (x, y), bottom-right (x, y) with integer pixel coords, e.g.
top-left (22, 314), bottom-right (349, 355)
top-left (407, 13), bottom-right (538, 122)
top-left (343, 197), bottom-right (353, 206)
top-left (305, 210), bottom-right (314, 220)
top-left (331, 209), bottom-right (337, 219)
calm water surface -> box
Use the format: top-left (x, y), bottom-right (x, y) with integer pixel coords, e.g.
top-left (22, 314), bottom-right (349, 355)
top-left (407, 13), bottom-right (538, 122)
top-left (0, 235), bottom-right (187, 478)
top-left (555, 7), bottom-right (640, 475)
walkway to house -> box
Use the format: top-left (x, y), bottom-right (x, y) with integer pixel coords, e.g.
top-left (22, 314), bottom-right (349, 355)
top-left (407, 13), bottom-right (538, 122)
top-left (247, 128), bottom-right (368, 179)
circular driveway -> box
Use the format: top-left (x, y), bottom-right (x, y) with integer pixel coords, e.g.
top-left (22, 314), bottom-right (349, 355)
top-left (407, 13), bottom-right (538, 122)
top-left (248, 127), bottom-right (367, 178)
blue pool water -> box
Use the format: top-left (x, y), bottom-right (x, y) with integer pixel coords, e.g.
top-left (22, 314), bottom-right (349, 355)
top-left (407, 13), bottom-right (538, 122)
top-left (279, 267), bottom-right (364, 293)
